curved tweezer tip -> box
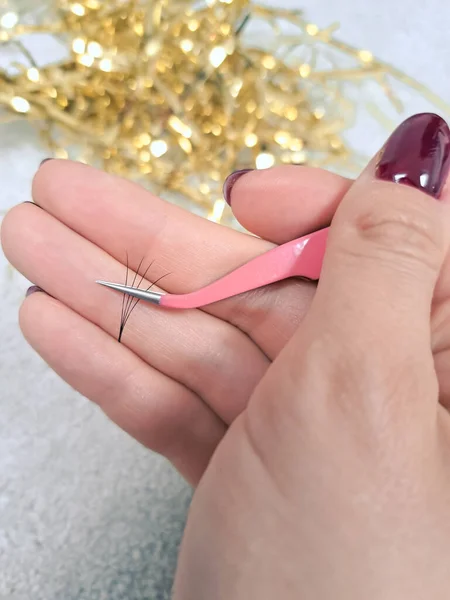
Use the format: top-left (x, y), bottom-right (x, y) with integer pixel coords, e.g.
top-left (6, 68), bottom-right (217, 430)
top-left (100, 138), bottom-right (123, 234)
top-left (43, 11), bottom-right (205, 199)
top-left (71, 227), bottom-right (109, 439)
top-left (96, 280), bottom-right (164, 305)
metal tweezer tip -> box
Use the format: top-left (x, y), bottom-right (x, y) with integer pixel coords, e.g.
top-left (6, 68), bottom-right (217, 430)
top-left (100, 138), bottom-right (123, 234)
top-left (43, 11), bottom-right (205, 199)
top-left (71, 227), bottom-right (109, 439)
top-left (96, 280), bottom-right (164, 305)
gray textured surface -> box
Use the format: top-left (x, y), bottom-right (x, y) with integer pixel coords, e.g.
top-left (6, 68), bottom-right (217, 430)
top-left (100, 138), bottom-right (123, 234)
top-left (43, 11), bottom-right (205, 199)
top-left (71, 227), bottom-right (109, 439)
top-left (1, 1), bottom-right (449, 599)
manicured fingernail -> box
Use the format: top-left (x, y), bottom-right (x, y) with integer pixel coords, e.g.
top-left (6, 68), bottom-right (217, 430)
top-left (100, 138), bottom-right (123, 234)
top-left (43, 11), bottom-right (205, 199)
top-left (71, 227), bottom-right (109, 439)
top-left (26, 285), bottom-right (45, 297)
top-left (376, 113), bottom-right (450, 199)
top-left (223, 169), bottom-right (254, 205)
top-left (40, 158), bottom-right (53, 167)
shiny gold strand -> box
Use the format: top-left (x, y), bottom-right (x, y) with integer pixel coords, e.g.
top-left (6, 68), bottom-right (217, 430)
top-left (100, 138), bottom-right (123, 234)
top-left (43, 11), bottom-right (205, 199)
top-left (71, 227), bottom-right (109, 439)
top-left (1, 0), bottom-right (449, 226)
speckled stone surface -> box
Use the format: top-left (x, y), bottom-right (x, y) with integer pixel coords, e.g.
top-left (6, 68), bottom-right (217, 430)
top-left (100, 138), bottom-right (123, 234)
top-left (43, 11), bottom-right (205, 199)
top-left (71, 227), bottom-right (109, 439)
top-left (1, 1), bottom-right (449, 598)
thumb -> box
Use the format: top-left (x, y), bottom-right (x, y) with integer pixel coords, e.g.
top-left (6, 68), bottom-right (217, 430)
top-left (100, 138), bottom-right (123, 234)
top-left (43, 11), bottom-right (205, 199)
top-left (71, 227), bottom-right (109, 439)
top-left (302, 113), bottom-right (450, 368)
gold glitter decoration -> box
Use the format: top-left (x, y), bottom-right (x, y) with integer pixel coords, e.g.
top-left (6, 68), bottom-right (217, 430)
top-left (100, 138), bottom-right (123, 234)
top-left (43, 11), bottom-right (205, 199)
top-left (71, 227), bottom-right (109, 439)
top-left (1, 0), bottom-right (450, 225)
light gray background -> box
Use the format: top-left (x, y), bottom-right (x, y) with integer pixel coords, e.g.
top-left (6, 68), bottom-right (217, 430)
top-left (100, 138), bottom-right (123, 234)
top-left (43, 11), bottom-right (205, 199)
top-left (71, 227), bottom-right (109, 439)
top-left (1, 1), bottom-right (449, 599)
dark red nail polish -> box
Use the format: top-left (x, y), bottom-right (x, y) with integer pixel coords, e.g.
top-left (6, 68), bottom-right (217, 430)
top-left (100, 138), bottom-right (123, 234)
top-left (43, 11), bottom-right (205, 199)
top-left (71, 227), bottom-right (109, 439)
top-left (376, 113), bottom-right (450, 199)
top-left (223, 169), bottom-right (254, 205)
top-left (26, 285), bottom-right (45, 297)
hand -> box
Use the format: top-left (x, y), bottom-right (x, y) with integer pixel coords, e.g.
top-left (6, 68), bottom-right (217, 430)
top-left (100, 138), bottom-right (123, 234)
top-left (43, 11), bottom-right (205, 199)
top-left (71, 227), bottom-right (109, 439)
top-left (0, 162), bottom-right (349, 484)
top-left (1, 114), bottom-right (450, 487)
top-left (172, 113), bottom-right (450, 599)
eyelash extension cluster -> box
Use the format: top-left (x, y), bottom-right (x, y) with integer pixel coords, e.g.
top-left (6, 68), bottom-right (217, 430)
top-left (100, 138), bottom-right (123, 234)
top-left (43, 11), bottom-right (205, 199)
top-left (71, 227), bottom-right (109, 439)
top-left (118, 253), bottom-right (169, 343)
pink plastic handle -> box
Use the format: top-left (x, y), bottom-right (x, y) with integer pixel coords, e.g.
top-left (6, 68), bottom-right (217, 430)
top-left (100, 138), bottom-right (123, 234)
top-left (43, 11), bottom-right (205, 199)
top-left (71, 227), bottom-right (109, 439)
top-left (161, 227), bottom-right (329, 309)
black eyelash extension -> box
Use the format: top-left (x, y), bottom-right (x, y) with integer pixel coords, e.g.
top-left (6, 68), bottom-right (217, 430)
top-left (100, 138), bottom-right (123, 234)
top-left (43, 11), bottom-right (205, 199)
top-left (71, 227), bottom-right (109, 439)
top-left (118, 254), bottom-right (170, 343)
top-left (119, 272), bottom-right (170, 342)
top-left (119, 253), bottom-right (153, 342)
top-left (119, 255), bottom-right (153, 339)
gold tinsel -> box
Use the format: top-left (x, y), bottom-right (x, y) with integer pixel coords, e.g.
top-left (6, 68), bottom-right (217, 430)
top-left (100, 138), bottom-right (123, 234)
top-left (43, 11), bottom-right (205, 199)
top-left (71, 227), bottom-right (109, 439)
top-left (1, 0), bottom-right (450, 224)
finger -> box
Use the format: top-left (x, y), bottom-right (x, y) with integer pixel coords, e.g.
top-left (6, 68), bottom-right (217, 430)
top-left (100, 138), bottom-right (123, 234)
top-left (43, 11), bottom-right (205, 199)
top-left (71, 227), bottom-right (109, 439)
top-left (2, 204), bottom-right (268, 424)
top-left (223, 165), bottom-right (351, 243)
top-left (300, 113), bottom-right (450, 407)
top-left (31, 160), bottom-right (315, 357)
top-left (20, 291), bottom-right (226, 485)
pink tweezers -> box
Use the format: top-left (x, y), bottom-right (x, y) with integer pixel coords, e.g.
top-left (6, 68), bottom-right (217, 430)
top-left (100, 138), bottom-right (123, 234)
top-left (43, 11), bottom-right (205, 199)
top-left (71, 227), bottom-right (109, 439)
top-left (97, 227), bottom-right (329, 309)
